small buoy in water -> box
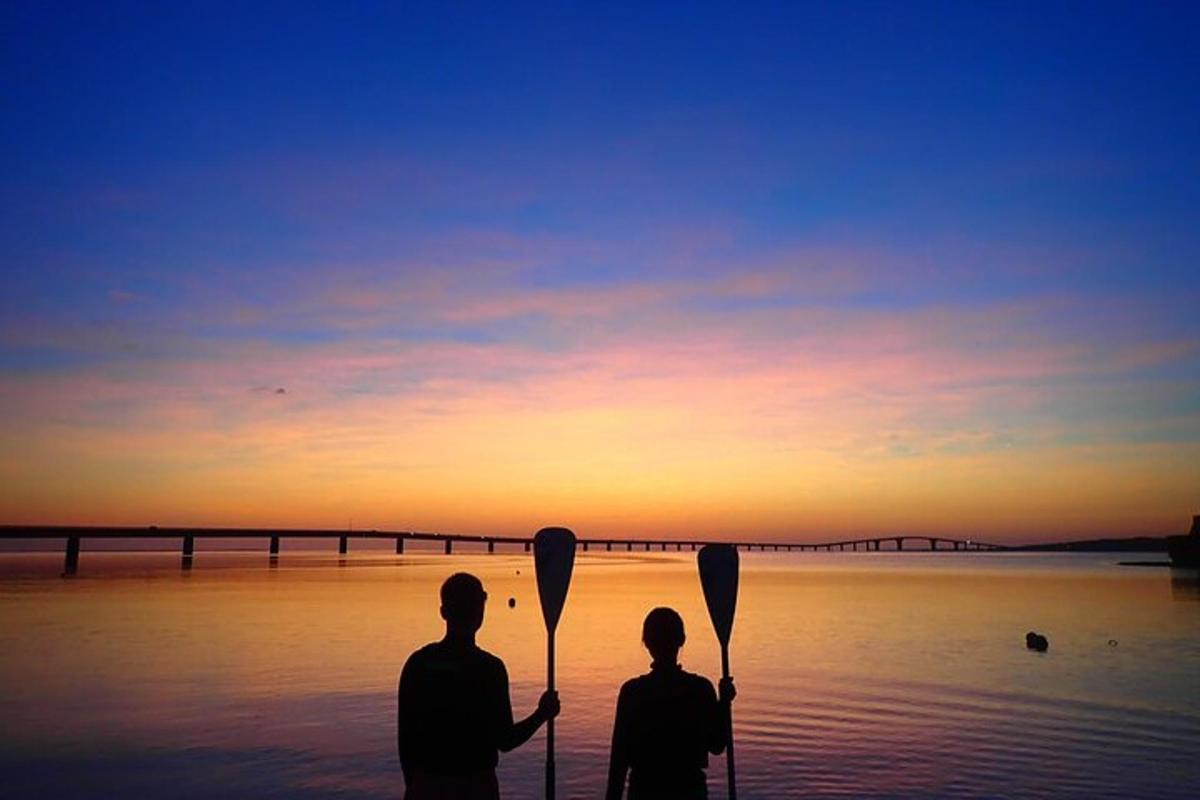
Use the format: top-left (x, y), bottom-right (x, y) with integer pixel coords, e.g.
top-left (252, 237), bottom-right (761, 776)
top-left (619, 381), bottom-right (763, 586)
top-left (516, 570), bottom-right (521, 575)
top-left (1025, 631), bottom-right (1049, 652)
top-left (1108, 639), bottom-right (1118, 647)
top-left (508, 597), bottom-right (516, 608)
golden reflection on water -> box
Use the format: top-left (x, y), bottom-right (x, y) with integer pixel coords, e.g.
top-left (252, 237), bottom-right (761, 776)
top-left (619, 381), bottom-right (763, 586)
top-left (1, 551), bottom-right (1198, 799)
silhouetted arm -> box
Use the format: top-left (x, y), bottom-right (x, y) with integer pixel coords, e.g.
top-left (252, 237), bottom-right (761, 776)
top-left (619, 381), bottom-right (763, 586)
top-left (605, 683), bottom-right (632, 800)
top-left (495, 663), bottom-right (559, 752)
top-left (397, 656), bottom-right (417, 781)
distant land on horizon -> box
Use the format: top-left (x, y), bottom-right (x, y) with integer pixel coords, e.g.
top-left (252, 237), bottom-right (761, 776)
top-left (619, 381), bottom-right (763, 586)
top-left (1011, 537), bottom-right (1168, 553)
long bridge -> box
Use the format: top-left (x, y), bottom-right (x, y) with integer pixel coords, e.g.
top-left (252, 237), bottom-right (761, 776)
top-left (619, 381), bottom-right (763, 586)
top-left (0, 525), bottom-right (1008, 576)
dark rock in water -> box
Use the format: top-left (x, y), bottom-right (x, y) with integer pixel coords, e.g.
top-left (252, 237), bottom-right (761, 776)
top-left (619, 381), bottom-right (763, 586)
top-left (508, 597), bottom-right (516, 608)
top-left (1026, 631), bottom-right (1049, 652)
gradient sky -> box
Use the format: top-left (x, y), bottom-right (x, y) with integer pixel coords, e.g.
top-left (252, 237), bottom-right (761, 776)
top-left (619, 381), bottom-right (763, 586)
top-left (2, 2), bottom-right (1198, 542)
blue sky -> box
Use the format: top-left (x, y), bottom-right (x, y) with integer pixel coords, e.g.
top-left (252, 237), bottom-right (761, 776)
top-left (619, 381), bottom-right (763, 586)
top-left (1, 2), bottom-right (1198, 538)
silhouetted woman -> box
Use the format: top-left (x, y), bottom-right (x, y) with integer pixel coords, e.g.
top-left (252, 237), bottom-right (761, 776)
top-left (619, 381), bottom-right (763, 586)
top-left (606, 607), bottom-right (736, 800)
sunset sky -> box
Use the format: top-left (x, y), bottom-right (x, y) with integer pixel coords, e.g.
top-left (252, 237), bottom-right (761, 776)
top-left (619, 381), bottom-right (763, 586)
top-left (2, 3), bottom-right (1198, 542)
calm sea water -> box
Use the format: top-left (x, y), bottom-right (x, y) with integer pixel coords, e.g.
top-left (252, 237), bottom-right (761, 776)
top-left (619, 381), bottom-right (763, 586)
top-left (1, 548), bottom-right (1198, 799)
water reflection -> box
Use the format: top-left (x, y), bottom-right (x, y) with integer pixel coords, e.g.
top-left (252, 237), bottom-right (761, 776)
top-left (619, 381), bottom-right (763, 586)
top-left (0, 552), bottom-right (1198, 799)
top-left (1170, 569), bottom-right (1200, 602)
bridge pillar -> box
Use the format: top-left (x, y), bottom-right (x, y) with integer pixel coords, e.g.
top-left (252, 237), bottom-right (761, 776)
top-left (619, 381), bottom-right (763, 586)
top-left (896, 538), bottom-right (904, 552)
top-left (269, 535), bottom-right (280, 558)
top-left (627, 542), bottom-right (633, 551)
top-left (691, 543), bottom-right (696, 551)
top-left (488, 540), bottom-right (495, 554)
top-left (524, 541), bottom-right (531, 552)
top-left (930, 538), bottom-right (937, 551)
top-left (582, 541), bottom-right (589, 552)
top-left (63, 535), bottom-right (80, 576)
top-left (445, 539), bottom-right (453, 555)
top-left (396, 537), bottom-right (405, 554)
top-left (676, 543), bottom-right (682, 551)
top-left (339, 535), bottom-right (349, 556)
top-left (182, 535), bottom-right (195, 569)
top-left (661, 543), bottom-right (667, 551)
top-left (606, 542), bottom-right (612, 552)
top-left (645, 543), bottom-right (651, 551)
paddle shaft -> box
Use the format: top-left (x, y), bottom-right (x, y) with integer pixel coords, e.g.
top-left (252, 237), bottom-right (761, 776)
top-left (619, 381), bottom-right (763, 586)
top-left (721, 643), bottom-right (737, 800)
top-left (546, 628), bottom-right (556, 800)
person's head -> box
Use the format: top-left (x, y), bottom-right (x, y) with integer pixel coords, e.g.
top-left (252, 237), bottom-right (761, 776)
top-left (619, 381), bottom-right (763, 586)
top-left (642, 607), bottom-right (686, 664)
top-left (440, 572), bottom-right (487, 634)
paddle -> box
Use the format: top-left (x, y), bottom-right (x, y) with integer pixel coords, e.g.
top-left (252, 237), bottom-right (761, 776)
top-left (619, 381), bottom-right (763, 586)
top-left (534, 526), bottom-right (577, 800)
top-left (698, 543), bottom-right (739, 800)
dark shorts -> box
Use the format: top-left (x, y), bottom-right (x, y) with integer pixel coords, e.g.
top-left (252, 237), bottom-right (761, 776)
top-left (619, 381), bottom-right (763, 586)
top-left (404, 768), bottom-right (500, 800)
top-left (629, 769), bottom-right (708, 800)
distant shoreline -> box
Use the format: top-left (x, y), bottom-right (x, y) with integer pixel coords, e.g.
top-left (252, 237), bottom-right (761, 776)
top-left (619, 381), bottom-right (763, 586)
top-left (1011, 536), bottom-right (1168, 553)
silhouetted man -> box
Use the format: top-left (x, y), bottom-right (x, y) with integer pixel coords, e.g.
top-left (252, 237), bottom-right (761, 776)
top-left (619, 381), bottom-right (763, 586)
top-left (606, 607), bottom-right (736, 800)
top-left (399, 572), bottom-right (560, 799)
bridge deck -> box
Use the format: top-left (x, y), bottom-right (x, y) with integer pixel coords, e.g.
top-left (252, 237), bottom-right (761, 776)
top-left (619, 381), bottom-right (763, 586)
top-left (0, 525), bottom-right (1007, 575)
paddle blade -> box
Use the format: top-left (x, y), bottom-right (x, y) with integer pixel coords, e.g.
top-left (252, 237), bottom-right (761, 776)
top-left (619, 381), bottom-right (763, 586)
top-left (698, 544), bottom-right (739, 646)
top-left (534, 527), bottom-right (577, 632)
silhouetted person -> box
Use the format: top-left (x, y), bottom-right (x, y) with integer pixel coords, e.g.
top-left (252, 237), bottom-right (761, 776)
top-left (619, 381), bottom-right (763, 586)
top-left (606, 607), bottom-right (735, 800)
top-left (398, 572), bottom-right (559, 799)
